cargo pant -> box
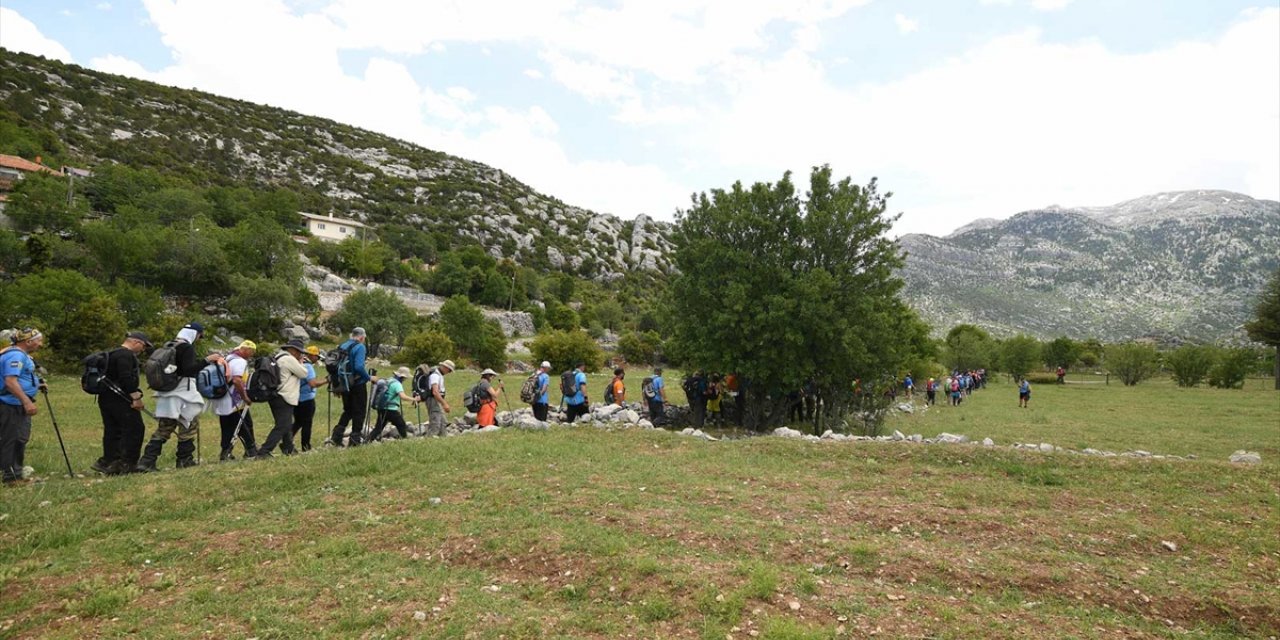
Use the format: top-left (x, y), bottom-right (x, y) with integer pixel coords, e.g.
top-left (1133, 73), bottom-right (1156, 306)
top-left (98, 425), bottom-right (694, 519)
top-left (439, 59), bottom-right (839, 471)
top-left (426, 400), bottom-right (447, 437)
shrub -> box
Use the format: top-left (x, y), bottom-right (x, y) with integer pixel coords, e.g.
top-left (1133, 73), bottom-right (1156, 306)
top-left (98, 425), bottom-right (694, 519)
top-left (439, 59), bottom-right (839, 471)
top-left (1107, 343), bottom-right (1159, 386)
top-left (399, 330), bottom-right (455, 367)
top-left (618, 330), bottom-right (663, 365)
top-left (438, 295), bottom-right (506, 368)
top-left (329, 288), bottom-right (417, 357)
top-left (48, 296), bottom-right (127, 372)
top-left (0, 268), bottom-right (106, 329)
top-left (1167, 345), bottom-right (1215, 387)
top-left (999, 335), bottom-right (1041, 381)
top-left (1208, 348), bottom-right (1254, 389)
top-left (545, 299), bottom-right (580, 331)
top-left (530, 330), bottom-right (604, 374)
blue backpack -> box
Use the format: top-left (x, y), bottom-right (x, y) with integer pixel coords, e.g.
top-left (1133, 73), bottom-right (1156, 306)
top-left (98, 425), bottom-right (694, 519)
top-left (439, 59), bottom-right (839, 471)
top-left (196, 362), bottom-right (229, 399)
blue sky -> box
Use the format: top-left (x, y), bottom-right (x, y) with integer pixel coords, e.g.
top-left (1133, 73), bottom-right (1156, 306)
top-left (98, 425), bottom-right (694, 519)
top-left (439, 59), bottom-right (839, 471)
top-left (2, 0), bottom-right (1277, 235)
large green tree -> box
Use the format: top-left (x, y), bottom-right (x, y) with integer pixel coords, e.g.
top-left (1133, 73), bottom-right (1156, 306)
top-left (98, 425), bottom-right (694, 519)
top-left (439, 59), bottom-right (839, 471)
top-left (667, 166), bottom-right (929, 431)
top-left (329, 288), bottom-right (416, 358)
top-left (5, 172), bottom-right (86, 234)
top-left (999, 335), bottom-right (1041, 381)
top-left (1243, 268), bottom-right (1280, 389)
top-left (944, 324), bottom-right (994, 372)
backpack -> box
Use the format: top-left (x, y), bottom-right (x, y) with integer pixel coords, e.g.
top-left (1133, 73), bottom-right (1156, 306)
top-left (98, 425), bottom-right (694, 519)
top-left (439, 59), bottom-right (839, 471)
top-left (196, 362), bottom-right (230, 399)
top-left (144, 341), bottom-right (182, 392)
top-left (413, 365), bottom-right (435, 398)
top-left (81, 350), bottom-right (111, 395)
top-left (705, 383), bottom-right (719, 401)
top-left (325, 343), bottom-right (353, 394)
top-left (950, 380), bottom-right (960, 392)
top-left (641, 377), bottom-right (656, 400)
top-left (246, 354), bottom-right (283, 403)
top-left (370, 378), bottom-right (392, 411)
top-left (463, 383), bottom-right (486, 413)
top-left (560, 370), bottom-right (578, 397)
top-left (519, 372), bottom-right (539, 404)
top-left (603, 378), bottom-right (618, 404)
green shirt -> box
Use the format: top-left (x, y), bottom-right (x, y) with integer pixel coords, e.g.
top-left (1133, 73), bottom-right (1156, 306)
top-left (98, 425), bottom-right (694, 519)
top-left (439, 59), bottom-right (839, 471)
top-left (386, 378), bottom-right (405, 411)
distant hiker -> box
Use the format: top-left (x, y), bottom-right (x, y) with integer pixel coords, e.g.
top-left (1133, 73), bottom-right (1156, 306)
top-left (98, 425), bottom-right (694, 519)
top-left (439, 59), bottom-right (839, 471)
top-left (89, 331), bottom-right (152, 475)
top-left (1019, 378), bottom-right (1032, 408)
top-left (803, 377), bottom-right (818, 420)
top-left (529, 361), bottom-right (551, 421)
top-left (212, 340), bottom-right (259, 461)
top-left (423, 360), bottom-right (455, 436)
top-left (949, 376), bottom-right (962, 407)
top-left (1, 328), bottom-right (44, 485)
top-left (562, 362), bottom-right (589, 423)
top-left (684, 371), bottom-right (708, 427)
top-left (138, 323), bottom-right (217, 472)
top-left (329, 327), bottom-right (371, 447)
top-left (787, 388), bottom-right (804, 423)
top-left (903, 374), bottom-right (914, 400)
top-left (645, 367), bottom-right (667, 424)
top-left (724, 373), bottom-right (742, 424)
top-left (292, 346), bottom-right (327, 451)
top-left (475, 369), bottom-right (503, 428)
top-left (705, 373), bottom-right (724, 427)
top-left (605, 368), bottom-right (626, 406)
top-left (925, 377), bottom-right (937, 406)
top-left (254, 339), bottom-right (311, 458)
top-left (370, 367), bottom-right (416, 440)
top-left (1056, 366), bottom-right (1066, 385)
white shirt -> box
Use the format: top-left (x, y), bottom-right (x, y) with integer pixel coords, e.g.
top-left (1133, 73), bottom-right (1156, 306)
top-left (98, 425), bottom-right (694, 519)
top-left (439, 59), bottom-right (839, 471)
top-left (213, 353), bottom-right (250, 416)
top-left (428, 371), bottom-right (445, 398)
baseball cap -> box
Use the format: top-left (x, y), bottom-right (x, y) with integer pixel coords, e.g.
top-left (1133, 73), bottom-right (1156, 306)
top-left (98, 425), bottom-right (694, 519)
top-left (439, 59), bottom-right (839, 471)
top-left (126, 331), bottom-right (154, 349)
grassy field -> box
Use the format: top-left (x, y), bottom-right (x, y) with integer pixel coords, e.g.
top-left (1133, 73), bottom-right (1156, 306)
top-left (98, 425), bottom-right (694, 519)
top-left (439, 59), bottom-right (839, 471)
top-left (0, 374), bottom-right (1276, 639)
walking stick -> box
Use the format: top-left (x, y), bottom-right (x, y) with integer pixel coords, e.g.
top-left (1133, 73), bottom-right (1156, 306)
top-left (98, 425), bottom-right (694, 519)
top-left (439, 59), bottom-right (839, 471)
top-left (39, 388), bottom-right (75, 477)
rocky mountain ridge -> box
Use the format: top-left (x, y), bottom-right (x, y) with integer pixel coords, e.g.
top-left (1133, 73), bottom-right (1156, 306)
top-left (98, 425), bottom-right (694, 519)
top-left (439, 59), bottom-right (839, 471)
top-left (900, 190), bottom-right (1280, 341)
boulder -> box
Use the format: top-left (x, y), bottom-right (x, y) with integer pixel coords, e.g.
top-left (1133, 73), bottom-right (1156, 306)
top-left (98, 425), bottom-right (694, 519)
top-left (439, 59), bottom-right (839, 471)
top-left (1229, 450), bottom-right (1262, 464)
top-left (282, 326), bottom-right (309, 342)
top-left (620, 409), bottom-right (640, 424)
top-left (936, 433), bottom-right (969, 444)
top-left (892, 430), bottom-right (905, 441)
top-left (982, 437), bottom-right (995, 447)
top-left (773, 427), bottom-right (804, 438)
top-left (1038, 443), bottom-right (1055, 453)
top-left (637, 419), bottom-right (655, 429)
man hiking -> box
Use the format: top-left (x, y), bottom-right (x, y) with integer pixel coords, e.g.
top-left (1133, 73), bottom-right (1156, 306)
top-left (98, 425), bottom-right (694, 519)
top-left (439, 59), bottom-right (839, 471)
top-left (212, 340), bottom-right (259, 461)
top-left (530, 361), bottom-right (551, 421)
top-left (422, 360), bottom-right (454, 437)
top-left (138, 323), bottom-right (218, 472)
top-left (1, 328), bottom-right (44, 485)
top-left (91, 331), bottom-right (152, 475)
top-left (607, 368), bottom-right (626, 406)
top-left (254, 339), bottom-right (312, 458)
top-left (292, 346), bottom-right (327, 451)
top-left (685, 371), bottom-right (708, 427)
top-left (1019, 378), bottom-right (1032, 408)
top-left (646, 367), bottom-right (668, 424)
top-left (369, 367), bottom-right (417, 441)
top-left (563, 362), bottom-right (589, 423)
top-left (330, 327), bottom-right (372, 447)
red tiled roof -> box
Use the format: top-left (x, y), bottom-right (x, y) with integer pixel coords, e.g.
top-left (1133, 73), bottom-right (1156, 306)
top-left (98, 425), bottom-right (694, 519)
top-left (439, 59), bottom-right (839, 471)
top-left (0, 154), bottom-right (64, 176)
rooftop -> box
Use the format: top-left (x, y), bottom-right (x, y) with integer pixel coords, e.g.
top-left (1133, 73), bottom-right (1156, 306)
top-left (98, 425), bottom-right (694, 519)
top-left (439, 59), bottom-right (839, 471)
top-left (0, 154), bottom-right (65, 177)
top-left (298, 211), bottom-right (366, 228)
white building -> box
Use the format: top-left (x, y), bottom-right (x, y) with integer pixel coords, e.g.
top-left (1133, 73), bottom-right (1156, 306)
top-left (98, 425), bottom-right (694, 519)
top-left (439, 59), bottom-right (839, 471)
top-left (300, 211), bottom-right (367, 242)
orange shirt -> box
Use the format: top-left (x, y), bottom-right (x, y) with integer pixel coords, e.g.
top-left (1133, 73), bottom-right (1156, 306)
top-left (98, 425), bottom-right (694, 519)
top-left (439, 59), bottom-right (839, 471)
top-left (612, 378), bottom-right (626, 405)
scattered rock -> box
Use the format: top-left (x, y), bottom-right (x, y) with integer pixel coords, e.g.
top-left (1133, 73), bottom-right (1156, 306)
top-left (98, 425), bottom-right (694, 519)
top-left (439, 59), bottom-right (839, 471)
top-left (1229, 450), bottom-right (1261, 464)
top-left (982, 437), bottom-right (995, 447)
top-left (413, 611), bottom-right (427, 622)
top-left (937, 433), bottom-right (969, 444)
top-left (773, 427), bottom-right (804, 438)
top-left (892, 430), bottom-right (905, 441)
top-left (1038, 443), bottom-right (1055, 453)
top-left (1161, 540), bottom-right (1178, 552)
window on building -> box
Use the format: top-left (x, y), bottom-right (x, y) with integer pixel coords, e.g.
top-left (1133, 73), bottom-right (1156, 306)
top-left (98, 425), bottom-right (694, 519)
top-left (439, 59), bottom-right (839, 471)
top-left (339, 226), bottom-right (347, 233)
top-left (316, 223), bottom-right (326, 230)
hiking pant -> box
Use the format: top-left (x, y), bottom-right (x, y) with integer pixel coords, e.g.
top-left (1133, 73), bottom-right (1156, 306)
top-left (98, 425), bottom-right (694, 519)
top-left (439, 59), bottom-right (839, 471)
top-left (926, 390), bottom-right (936, 406)
top-left (332, 383), bottom-right (368, 446)
top-left (788, 400), bottom-right (804, 423)
top-left (258, 396), bottom-right (297, 455)
top-left (691, 399), bottom-right (706, 427)
top-left (531, 402), bottom-right (548, 422)
top-left (565, 402), bottom-right (588, 423)
top-left (150, 416), bottom-right (199, 443)
top-left (0, 404), bottom-right (31, 482)
top-left (426, 401), bottom-right (447, 437)
top-left (647, 400), bottom-right (665, 425)
top-left (292, 399), bottom-right (316, 450)
top-left (371, 408), bottom-right (408, 440)
top-left (218, 410), bottom-right (257, 454)
top-left (99, 395), bottom-right (144, 467)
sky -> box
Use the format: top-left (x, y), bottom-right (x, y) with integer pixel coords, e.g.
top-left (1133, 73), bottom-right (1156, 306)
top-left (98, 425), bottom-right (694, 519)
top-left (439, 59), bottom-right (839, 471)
top-left (1, 1), bottom-right (1277, 236)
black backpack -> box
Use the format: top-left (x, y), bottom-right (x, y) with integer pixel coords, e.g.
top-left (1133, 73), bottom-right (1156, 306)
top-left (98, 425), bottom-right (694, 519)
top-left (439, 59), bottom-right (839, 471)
top-left (144, 341), bottom-right (182, 392)
top-left (560, 370), bottom-right (578, 397)
top-left (413, 365), bottom-right (435, 399)
top-left (603, 377), bottom-right (620, 404)
top-left (81, 350), bottom-right (111, 395)
top-left (247, 354), bottom-right (283, 402)
top-left (325, 343), bottom-right (353, 394)
top-left (463, 383), bottom-right (486, 413)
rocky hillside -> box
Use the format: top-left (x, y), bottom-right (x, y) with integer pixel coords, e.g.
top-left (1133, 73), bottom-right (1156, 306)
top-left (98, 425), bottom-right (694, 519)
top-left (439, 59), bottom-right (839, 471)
top-left (900, 191), bottom-right (1280, 341)
top-left (0, 49), bottom-right (673, 280)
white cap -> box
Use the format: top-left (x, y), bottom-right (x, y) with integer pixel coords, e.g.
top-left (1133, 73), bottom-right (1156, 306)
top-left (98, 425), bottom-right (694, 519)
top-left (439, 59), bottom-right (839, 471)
top-left (540, 361), bottom-right (551, 369)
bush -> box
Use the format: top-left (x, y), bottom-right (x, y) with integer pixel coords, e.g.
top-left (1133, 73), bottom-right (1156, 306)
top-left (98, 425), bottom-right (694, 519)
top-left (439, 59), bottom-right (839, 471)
top-left (1107, 343), bottom-right (1159, 386)
top-left (437, 295), bottom-right (506, 369)
top-left (48, 296), bottom-right (127, 372)
top-left (544, 299), bottom-right (580, 331)
top-left (1208, 348), bottom-right (1254, 389)
top-left (618, 330), bottom-right (663, 365)
top-left (399, 330), bottom-right (455, 367)
top-left (329, 288), bottom-right (416, 357)
top-left (1167, 345), bottom-right (1215, 387)
top-left (0, 268), bottom-right (106, 329)
top-left (999, 335), bottom-right (1041, 381)
top-left (530, 330), bottom-right (604, 374)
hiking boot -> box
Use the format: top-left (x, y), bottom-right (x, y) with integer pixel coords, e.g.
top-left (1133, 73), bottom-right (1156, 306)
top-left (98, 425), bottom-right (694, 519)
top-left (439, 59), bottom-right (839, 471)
top-left (135, 439), bottom-right (165, 473)
top-left (175, 441), bottom-right (197, 469)
top-left (219, 448), bottom-right (236, 462)
top-left (90, 458), bottom-right (113, 475)
top-left (254, 450), bottom-right (274, 460)
top-left (105, 460), bottom-right (132, 475)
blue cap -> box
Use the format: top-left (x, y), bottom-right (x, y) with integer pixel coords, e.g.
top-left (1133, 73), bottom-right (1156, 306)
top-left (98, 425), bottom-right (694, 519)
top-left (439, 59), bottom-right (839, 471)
top-left (184, 322), bottom-right (205, 334)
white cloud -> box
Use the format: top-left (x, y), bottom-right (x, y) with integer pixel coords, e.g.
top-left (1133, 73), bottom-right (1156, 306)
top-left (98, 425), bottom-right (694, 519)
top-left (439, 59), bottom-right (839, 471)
top-left (0, 8), bottom-right (74, 63)
top-left (1030, 0), bottom-right (1073, 10)
top-left (97, 2), bottom-right (113, 10)
top-left (894, 13), bottom-right (918, 34)
top-left (523, 68), bottom-right (544, 80)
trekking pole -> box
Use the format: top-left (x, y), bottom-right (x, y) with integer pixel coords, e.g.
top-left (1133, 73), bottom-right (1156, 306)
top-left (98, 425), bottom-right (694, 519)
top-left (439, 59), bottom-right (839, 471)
top-left (231, 406), bottom-right (251, 446)
top-left (196, 420), bottom-right (202, 464)
top-left (104, 379), bottom-right (158, 420)
top-left (39, 388), bottom-right (75, 477)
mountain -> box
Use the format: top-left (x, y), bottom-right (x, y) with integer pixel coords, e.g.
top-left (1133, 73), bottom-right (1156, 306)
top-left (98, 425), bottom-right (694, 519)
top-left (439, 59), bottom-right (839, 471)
top-left (0, 49), bottom-right (673, 281)
top-left (899, 190), bottom-right (1280, 341)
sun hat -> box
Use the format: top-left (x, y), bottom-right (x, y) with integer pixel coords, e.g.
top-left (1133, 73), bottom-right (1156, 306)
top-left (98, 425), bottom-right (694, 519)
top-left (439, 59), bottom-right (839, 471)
top-left (395, 366), bottom-right (411, 378)
top-left (480, 368), bottom-right (497, 377)
top-left (438, 359), bottom-right (456, 372)
top-left (283, 338), bottom-right (307, 352)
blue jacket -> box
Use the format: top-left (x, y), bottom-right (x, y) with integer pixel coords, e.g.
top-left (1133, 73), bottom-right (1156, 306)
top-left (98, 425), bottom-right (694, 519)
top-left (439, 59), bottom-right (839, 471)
top-left (340, 339), bottom-right (371, 385)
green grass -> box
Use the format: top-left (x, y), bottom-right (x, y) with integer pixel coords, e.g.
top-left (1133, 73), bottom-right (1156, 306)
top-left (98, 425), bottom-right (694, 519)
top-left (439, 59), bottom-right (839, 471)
top-left (0, 375), bottom-right (1276, 638)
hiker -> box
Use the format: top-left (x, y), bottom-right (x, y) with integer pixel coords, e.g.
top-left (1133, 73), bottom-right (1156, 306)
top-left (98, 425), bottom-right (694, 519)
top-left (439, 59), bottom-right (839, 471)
top-left (138, 323), bottom-right (218, 472)
top-left (724, 373), bottom-right (741, 424)
top-left (563, 362), bottom-right (589, 423)
top-left (646, 367), bottom-right (667, 424)
top-left (212, 340), bottom-right (259, 461)
top-left (1, 329), bottom-right (44, 485)
top-left (530, 361), bottom-right (551, 421)
top-left (786, 388), bottom-right (804, 423)
top-left (903, 374), bottom-right (914, 399)
top-left (606, 368), bottom-right (626, 406)
top-left (370, 367), bottom-right (416, 440)
top-left (254, 339), bottom-right (312, 458)
top-left (705, 373), bottom-right (724, 427)
top-left (423, 360), bottom-right (454, 436)
top-left (292, 346), bottom-right (327, 451)
top-left (803, 377), bottom-right (818, 420)
top-left (475, 369), bottom-right (502, 428)
top-left (330, 327), bottom-right (372, 447)
top-left (925, 377), bottom-right (937, 406)
top-left (949, 376), bottom-right (962, 407)
top-left (90, 331), bottom-right (152, 475)
top-left (684, 371), bottom-right (708, 427)
top-left (1019, 378), bottom-right (1032, 408)
top-left (1056, 366), bottom-right (1066, 385)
